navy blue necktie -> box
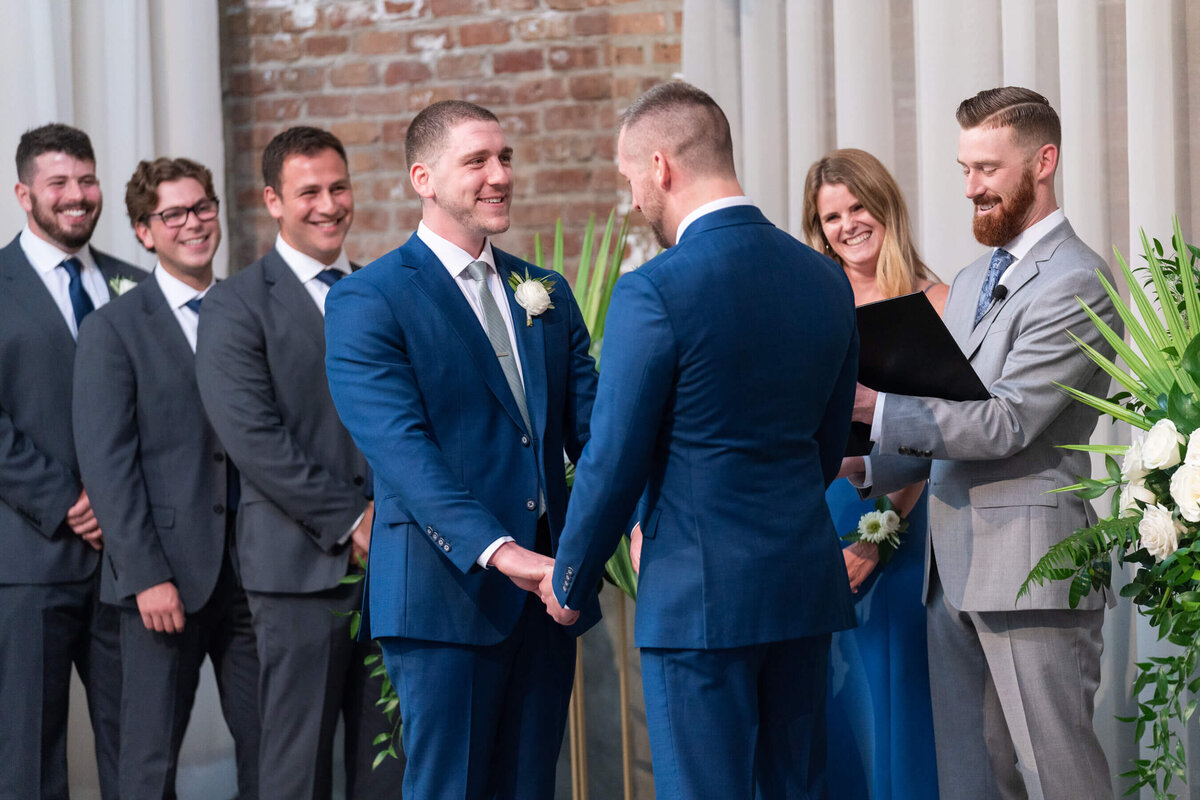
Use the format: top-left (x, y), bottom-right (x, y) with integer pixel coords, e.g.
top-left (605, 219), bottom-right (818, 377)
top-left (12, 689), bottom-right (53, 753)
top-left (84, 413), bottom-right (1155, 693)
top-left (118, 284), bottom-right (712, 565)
top-left (314, 269), bottom-right (344, 288)
top-left (184, 297), bottom-right (203, 315)
top-left (974, 248), bottom-right (1014, 326)
top-left (61, 257), bottom-right (94, 329)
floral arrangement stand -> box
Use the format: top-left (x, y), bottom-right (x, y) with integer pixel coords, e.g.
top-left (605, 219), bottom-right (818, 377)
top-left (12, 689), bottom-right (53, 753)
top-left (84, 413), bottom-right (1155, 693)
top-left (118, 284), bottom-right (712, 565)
top-left (1022, 217), bottom-right (1200, 799)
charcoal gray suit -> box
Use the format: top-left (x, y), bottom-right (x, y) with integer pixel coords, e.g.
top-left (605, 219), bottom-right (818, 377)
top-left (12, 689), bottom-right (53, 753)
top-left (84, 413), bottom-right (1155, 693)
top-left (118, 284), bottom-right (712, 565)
top-left (73, 273), bottom-right (260, 799)
top-left (195, 246), bottom-right (402, 800)
top-left (0, 233), bottom-right (143, 800)
top-left (869, 217), bottom-right (1119, 800)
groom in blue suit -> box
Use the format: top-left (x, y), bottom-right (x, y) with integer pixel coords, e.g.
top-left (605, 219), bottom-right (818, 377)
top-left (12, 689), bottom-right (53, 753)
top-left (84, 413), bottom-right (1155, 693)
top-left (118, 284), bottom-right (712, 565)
top-left (545, 82), bottom-right (859, 799)
top-left (324, 100), bottom-right (599, 800)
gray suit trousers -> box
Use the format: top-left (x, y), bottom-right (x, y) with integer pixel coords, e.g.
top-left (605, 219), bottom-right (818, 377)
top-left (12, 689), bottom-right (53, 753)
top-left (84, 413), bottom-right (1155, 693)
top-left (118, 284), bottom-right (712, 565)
top-left (927, 569), bottom-right (1112, 800)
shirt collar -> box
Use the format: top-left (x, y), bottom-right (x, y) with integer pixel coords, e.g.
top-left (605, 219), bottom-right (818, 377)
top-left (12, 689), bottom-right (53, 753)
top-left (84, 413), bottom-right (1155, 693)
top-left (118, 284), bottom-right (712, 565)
top-left (20, 224), bottom-right (98, 275)
top-left (675, 195), bottom-right (754, 243)
top-left (274, 233), bottom-right (351, 284)
top-left (998, 207), bottom-right (1065, 262)
top-left (154, 263), bottom-right (214, 309)
top-left (417, 221), bottom-right (497, 279)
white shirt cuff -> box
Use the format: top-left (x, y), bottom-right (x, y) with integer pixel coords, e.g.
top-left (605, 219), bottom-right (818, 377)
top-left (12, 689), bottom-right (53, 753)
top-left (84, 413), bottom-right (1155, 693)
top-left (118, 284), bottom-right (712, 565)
top-left (338, 510), bottom-right (367, 545)
top-left (870, 392), bottom-right (887, 442)
top-left (850, 458), bottom-right (872, 490)
top-left (477, 536), bottom-right (515, 569)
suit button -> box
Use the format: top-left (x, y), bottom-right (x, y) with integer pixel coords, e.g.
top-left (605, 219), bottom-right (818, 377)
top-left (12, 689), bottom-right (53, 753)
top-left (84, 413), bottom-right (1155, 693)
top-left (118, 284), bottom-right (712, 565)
top-left (353, 475), bottom-right (364, 486)
top-left (443, 543), bottom-right (451, 552)
top-left (525, 499), bottom-right (536, 511)
top-left (213, 504), bottom-right (225, 514)
top-left (213, 452), bottom-right (225, 462)
top-left (521, 435), bottom-right (530, 446)
top-left (426, 526), bottom-right (433, 534)
top-left (923, 450), bottom-right (933, 458)
top-left (437, 538), bottom-right (445, 547)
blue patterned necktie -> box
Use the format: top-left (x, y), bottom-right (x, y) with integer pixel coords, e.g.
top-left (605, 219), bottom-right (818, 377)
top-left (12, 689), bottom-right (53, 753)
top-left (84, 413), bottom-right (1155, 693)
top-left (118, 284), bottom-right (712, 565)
top-left (974, 248), bottom-right (1014, 326)
top-left (61, 257), bottom-right (94, 329)
top-left (314, 269), bottom-right (344, 288)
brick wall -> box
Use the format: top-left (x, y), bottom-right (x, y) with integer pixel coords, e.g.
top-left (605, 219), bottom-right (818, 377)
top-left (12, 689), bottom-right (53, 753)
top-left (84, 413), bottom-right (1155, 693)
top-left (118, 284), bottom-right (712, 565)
top-left (219, 0), bottom-right (683, 274)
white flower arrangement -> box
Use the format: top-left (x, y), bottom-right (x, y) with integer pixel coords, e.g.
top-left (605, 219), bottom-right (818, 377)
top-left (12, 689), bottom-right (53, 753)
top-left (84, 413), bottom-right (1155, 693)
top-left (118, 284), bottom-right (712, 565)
top-left (508, 269), bottom-right (555, 326)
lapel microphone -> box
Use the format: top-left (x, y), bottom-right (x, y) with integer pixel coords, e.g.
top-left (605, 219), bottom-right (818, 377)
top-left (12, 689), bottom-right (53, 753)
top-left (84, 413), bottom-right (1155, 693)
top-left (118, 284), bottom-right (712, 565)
top-left (991, 284), bottom-right (1008, 301)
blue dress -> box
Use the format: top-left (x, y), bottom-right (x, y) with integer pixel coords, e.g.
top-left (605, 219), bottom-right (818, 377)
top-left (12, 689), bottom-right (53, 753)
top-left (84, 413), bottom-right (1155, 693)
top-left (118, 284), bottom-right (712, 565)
top-left (824, 479), bottom-right (939, 799)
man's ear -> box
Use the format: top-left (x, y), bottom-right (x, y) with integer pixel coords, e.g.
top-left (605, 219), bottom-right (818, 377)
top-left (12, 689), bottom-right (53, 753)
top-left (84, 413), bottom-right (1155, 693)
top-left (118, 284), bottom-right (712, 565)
top-left (651, 151), bottom-right (671, 191)
top-left (263, 185), bottom-right (283, 222)
top-left (1034, 143), bottom-right (1058, 182)
top-left (410, 162), bottom-right (436, 200)
top-left (14, 182), bottom-right (32, 213)
top-left (133, 221), bottom-right (156, 253)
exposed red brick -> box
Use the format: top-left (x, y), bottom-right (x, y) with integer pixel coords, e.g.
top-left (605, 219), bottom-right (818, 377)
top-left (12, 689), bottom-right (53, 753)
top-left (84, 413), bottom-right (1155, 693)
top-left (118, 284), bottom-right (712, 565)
top-left (462, 84), bottom-right (512, 106)
top-left (349, 150), bottom-right (380, 175)
top-left (517, 15), bottom-right (571, 40)
top-left (546, 0), bottom-right (585, 9)
top-left (254, 98), bottom-right (303, 123)
top-left (302, 35), bottom-right (349, 58)
top-left (384, 60), bottom-right (434, 85)
top-left (330, 62), bottom-right (378, 87)
top-left (253, 35), bottom-right (301, 63)
top-left (247, 10), bottom-right (280, 35)
top-left (536, 168), bottom-right (591, 194)
top-left (384, 1), bottom-right (419, 14)
top-left (228, 99), bottom-right (253, 125)
top-left (548, 45), bottom-right (604, 70)
top-left (407, 87), bottom-right (462, 109)
top-left (491, 0), bottom-right (537, 9)
top-left (382, 121), bottom-right (409, 145)
top-left (355, 91), bottom-right (407, 115)
top-left (437, 53), bottom-right (485, 80)
top-left (431, 0), bottom-right (477, 16)
top-left (612, 46), bottom-right (644, 66)
top-left (353, 206), bottom-right (392, 233)
top-left (497, 111), bottom-right (540, 136)
top-left (331, 121), bottom-right (383, 145)
top-left (326, 3), bottom-right (379, 29)
top-left (514, 78), bottom-right (567, 105)
top-left (544, 104), bottom-right (597, 131)
top-left (493, 49), bottom-right (545, 73)
top-left (281, 6), bottom-right (320, 33)
top-left (611, 12), bottom-right (666, 35)
top-left (653, 41), bottom-right (680, 64)
top-left (407, 28), bottom-right (453, 52)
top-left (307, 95), bottom-right (353, 117)
top-left (569, 73), bottom-right (613, 101)
top-left (574, 13), bottom-right (610, 36)
top-left (356, 30), bottom-right (407, 55)
top-left (279, 66), bottom-right (326, 92)
top-left (460, 20), bottom-right (510, 46)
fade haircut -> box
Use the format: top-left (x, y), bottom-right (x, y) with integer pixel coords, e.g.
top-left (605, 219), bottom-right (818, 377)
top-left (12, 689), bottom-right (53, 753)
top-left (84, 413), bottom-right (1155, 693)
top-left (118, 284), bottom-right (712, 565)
top-left (262, 126), bottom-right (347, 193)
top-left (619, 81), bottom-right (736, 178)
top-left (16, 123), bottom-right (96, 184)
top-left (405, 100), bottom-right (500, 169)
top-left (125, 157), bottom-right (216, 225)
top-left (956, 87), bottom-right (1061, 151)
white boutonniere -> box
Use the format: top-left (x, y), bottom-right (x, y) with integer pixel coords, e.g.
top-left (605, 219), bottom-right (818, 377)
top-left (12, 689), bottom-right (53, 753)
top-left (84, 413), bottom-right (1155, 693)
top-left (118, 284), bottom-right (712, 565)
top-left (842, 496), bottom-right (908, 566)
top-left (108, 276), bottom-right (137, 297)
top-left (508, 269), bottom-right (555, 327)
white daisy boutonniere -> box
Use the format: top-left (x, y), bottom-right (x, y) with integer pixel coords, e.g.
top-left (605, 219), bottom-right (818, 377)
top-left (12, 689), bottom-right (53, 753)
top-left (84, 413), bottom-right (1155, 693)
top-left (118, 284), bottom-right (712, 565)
top-left (508, 269), bottom-right (555, 326)
top-left (108, 276), bottom-right (137, 297)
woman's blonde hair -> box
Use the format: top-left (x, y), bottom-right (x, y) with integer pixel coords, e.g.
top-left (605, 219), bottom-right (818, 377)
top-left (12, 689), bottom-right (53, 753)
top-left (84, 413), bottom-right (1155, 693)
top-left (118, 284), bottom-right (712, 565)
top-left (801, 148), bottom-right (935, 298)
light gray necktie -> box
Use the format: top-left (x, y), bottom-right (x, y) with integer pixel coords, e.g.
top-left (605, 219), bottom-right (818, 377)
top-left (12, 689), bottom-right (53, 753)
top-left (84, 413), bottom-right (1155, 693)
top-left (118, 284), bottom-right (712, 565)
top-left (467, 260), bottom-right (532, 436)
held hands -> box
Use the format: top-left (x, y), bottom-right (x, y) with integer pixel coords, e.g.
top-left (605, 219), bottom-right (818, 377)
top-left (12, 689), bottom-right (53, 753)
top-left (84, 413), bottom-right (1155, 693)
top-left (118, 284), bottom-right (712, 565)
top-left (852, 383), bottom-right (878, 426)
top-left (136, 581), bottom-right (186, 634)
top-left (842, 541), bottom-right (880, 593)
top-left (67, 489), bottom-right (103, 550)
top-left (488, 542), bottom-right (579, 626)
top-left (350, 501), bottom-right (374, 566)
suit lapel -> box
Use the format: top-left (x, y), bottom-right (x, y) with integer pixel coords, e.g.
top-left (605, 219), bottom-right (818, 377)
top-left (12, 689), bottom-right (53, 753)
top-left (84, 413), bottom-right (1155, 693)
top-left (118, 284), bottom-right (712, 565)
top-left (497, 252), bottom-right (548, 440)
top-left (0, 237), bottom-right (76, 353)
top-left (264, 248), bottom-right (327, 352)
top-left (406, 240), bottom-right (530, 432)
top-left (139, 277), bottom-right (198, 385)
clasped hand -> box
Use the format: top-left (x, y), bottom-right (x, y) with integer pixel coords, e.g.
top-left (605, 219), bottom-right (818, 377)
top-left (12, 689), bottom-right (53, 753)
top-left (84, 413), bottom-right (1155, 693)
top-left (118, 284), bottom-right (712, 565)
top-left (487, 542), bottom-right (579, 626)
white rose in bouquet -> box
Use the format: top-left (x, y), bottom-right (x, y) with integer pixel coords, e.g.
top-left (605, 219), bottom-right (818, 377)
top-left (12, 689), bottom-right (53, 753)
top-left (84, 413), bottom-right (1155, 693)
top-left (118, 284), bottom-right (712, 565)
top-left (1122, 435), bottom-right (1149, 481)
top-left (1119, 479), bottom-right (1157, 517)
top-left (1185, 430), bottom-right (1200, 466)
top-left (1170, 464), bottom-right (1200, 522)
top-left (1138, 503), bottom-right (1185, 562)
top-left (1142, 419), bottom-right (1186, 470)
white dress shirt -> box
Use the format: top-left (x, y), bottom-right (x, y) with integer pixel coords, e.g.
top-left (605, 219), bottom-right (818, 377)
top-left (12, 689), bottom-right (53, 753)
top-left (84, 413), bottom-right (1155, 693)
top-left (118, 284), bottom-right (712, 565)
top-left (416, 222), bottom-right (524, 567)
top-left (274, 233), bottom-right (352, 316)
top-left (154, 265), bottom-right (213, 353)
top-left (675, 195), bottom-right (754, 243)
top-left (20, 225), bottom-right (110, 339)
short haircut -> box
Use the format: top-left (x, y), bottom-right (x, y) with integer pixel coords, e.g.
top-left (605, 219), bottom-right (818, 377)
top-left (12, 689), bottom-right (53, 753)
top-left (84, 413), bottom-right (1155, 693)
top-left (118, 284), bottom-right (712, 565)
top-left (125, 157), bottom-right (217, 225)
top-left (618, 81), bottom-right (736, 178)
top-left (802, 148), bottom-right (934, 298)
top-left (956, 86), bottom-right (1061, 151)
top-left (262, 126), bottom-right (347, 192)
top-left (16, 123), bottom-right (96, 184)
top-left (405, 100), bottom-right (499, 169)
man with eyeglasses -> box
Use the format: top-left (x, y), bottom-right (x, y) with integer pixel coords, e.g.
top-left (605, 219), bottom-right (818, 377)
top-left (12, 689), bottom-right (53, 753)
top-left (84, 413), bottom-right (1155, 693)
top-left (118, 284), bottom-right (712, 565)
top-left (73, 157), bottom-right (261, 798)
top-left (197, 127), bottom-right (402, 799)
top-left (0, 123), bottom-right (143, 800)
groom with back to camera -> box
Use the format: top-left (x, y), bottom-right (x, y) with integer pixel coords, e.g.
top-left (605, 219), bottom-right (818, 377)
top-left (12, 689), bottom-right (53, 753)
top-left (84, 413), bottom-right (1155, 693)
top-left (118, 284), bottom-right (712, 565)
top-left (545, 81), bottom-right (859, 800)
top-left (850, 87), bottom-right (1120, 799)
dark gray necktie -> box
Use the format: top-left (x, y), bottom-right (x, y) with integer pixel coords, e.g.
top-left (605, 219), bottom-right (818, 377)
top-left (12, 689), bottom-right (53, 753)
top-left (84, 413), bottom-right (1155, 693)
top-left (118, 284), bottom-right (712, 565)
top-left (467, 260), bottom-right (532, 436)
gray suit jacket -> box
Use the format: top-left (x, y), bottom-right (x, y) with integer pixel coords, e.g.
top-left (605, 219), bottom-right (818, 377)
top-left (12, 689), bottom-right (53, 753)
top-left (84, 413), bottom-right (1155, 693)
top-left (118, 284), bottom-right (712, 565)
top-left (195, 247), bottom-right (369, 594)
top-left (0, 234), bottom-right (144, 585)
top-left (871, 219), bottom-right (1120, 612)
top-left (73, 277), bottom-right (233, 610)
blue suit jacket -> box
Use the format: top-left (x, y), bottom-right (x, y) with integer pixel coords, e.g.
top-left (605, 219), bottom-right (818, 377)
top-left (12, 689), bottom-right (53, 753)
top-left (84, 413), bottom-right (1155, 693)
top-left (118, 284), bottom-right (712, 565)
top-left (553, 205), bottom-right (859, 649)
top-left (325, 234), bottom-right (600, 645)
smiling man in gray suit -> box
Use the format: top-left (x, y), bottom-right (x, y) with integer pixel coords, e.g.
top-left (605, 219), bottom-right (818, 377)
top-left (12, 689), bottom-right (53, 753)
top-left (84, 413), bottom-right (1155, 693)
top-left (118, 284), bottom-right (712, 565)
top-left (851, 88), bottom-right (1120, 799)
top-left (0, 123), bottom-right (143, 800)
top-left (195, 127), bottom-right (402, 800)
top-left (74, 157), bottom-right (260, 799)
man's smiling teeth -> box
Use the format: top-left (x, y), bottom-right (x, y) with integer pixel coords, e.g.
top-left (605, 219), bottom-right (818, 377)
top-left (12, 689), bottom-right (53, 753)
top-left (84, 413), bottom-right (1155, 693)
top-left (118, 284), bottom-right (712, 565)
top-left (182, 237), bottom-right (207, 246)
top-left (480, 197), bottom-right (504, 204)
top-left (61, 209), bottom-right (88, 218)
top-left (845, 232), bottom-right (870, 246)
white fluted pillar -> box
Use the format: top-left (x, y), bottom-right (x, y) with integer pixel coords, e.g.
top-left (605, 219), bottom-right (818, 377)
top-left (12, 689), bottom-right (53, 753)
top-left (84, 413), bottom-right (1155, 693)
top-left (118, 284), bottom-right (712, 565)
top-left (736, 0), bottom-right (788, 228)
top-left (783, 0), bottom-right (830, 237)
top-left (832, 0), bottom-right (894, 171)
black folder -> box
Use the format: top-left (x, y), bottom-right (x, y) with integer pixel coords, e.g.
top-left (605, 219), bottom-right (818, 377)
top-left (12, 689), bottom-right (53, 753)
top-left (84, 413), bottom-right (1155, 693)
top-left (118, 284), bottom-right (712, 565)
top-left (845, 291), bottom-right (990, 456)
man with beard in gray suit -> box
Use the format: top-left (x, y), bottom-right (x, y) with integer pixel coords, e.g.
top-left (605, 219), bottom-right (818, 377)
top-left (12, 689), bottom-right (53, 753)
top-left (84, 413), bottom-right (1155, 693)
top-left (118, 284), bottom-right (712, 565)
top-left (74, 157), bottom-right (260, 799)
top-left (851, 87), bottom-right (1118, 799)
top-left (0, 123), bottom-right (143, 800)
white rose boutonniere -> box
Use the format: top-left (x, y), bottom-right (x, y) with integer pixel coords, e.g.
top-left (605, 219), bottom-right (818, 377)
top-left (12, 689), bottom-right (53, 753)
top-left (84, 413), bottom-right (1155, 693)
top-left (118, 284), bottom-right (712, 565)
top-left (843, 497), bottom-right (907, 566)
top-left (108, 276), bottom-right (137, 297)
top-left (1142, 419), bottom-right (1186, 470)
top-left (508, 269), bottom-right (555, 327)
top-left (1138, 503), bottom-right (1185, 562)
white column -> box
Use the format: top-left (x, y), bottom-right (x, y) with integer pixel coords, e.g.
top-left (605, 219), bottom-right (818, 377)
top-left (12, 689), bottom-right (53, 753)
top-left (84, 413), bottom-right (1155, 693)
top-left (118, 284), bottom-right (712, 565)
top-left (681, 0), bottom-right (744, 181)
top-left (1000, 0), bottom-right (1038, 89)
top-left (737, 0), bottom-right (788, 227)
top-left (784, 0), bottom-right (830, 237)
top-left (832, 0), bottom-right (894, 171)
top-left (912, 0), bottom-right (1001, 280)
